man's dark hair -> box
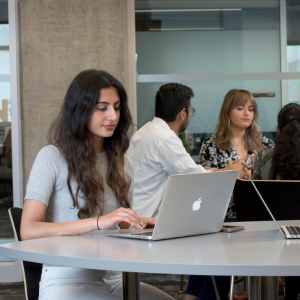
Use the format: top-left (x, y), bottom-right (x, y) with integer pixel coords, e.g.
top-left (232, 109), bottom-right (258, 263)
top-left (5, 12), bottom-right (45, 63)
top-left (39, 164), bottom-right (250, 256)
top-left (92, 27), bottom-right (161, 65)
top-left (155, 83), bottom-right (194, 122)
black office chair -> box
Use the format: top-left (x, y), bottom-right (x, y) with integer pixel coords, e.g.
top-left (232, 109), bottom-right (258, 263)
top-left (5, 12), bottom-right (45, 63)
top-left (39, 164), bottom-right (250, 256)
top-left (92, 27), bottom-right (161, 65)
top-left (234, 179), bottom-right (300, 221)
top-left (8, 207), bottom-right (42, 300)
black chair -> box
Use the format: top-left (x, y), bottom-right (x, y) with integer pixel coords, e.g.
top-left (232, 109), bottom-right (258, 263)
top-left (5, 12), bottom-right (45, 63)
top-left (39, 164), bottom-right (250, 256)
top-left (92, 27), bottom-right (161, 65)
top-left (8, 207), bottom-right (42, 300)
top-left (234, 179), bottom-right (300, 221)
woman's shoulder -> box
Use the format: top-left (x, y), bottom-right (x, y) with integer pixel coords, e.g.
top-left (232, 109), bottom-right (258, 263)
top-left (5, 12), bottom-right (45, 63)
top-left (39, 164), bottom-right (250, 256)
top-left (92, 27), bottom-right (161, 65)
top-left (257, 147), bottom-right (274, 162)
top-left (37, 145), bottom-right (61, 158)
top-left (35, 145), bottom-right (65, 165)
top-left (261, 135), bottom-right (275, 148)
top-left (253, 148), bottom-right (274, 180)
top-left (202, 134), bottom-right (217, 147)
top-left (38, 144), bottom-right (59, 154)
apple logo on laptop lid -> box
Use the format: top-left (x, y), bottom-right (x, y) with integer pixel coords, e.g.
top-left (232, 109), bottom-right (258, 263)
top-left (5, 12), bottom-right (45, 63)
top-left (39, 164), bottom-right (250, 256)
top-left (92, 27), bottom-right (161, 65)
top-left (193, 198), bottom-right (202, 211)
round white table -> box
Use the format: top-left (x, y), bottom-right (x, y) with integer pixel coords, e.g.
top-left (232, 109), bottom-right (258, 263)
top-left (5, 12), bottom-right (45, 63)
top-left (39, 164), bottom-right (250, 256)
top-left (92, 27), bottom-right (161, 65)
top-left (1, 221), bottom-right (300, 300)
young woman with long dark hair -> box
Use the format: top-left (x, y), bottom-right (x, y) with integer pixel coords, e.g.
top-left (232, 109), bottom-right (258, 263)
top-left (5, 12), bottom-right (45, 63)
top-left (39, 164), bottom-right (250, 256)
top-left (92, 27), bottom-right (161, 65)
top-left (253, 103), bottom-right (300, 300)
top-left (253, 103), bottom-right (300, 180)
top-left (20, 70), bottom-right (174, 300)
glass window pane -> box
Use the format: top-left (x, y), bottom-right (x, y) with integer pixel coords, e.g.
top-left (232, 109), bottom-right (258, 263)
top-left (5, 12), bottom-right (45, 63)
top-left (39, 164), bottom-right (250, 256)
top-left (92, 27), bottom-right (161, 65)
top-left (0, 51), bottom-right (10, 75)
top-left (136, 2), bottom-right (280, 75)
top-left (287, 0), bottom-right (300, 103)
top-left (136, 0), bottom-right (280, 162)
top-left (0, 20), bottom-right (13, 262)
top-left (0, 25), bottom-right (9, 47)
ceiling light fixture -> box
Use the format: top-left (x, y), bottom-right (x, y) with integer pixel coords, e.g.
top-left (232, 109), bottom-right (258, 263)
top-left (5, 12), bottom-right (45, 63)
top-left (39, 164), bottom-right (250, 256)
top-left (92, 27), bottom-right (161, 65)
top-left (135, 8), bottom-right (242, 13)
top-left (149, 28), bottom-right (224, 31)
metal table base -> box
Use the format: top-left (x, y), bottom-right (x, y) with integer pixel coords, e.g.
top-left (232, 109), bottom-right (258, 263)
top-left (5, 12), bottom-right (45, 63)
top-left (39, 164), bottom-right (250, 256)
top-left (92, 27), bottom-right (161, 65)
top-left (247, 276), bottom-right (278, 300)
top-left (123, 272), bottom-right (140, 300)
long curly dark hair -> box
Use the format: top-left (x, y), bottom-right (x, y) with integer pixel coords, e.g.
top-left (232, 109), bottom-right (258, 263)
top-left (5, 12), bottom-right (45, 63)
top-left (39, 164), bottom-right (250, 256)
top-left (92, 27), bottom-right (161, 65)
top-left (49, 70), bottom-right (134, 218)
top-left (271, 103), bottom-right (300, 180)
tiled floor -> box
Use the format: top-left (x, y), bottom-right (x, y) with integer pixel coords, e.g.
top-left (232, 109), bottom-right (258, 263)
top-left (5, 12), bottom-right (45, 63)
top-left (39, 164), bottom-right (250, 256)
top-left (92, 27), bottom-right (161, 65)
top-left (140, 274), bottom-right (188, 299)
top-left (0, 282), bottom-right (25, 300)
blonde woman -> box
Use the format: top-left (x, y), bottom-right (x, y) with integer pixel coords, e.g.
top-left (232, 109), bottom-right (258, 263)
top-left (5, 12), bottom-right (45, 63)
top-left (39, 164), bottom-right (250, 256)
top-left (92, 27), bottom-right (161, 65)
top-left (199, 89), bottom-right (274, 220)
top-left (184, 89), bottom-right (274, 300)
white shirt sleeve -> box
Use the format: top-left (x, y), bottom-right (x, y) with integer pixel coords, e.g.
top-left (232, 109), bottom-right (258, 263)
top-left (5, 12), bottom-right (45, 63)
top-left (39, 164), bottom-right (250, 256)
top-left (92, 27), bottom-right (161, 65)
top-left (156, 134), bottom-right (207, 175)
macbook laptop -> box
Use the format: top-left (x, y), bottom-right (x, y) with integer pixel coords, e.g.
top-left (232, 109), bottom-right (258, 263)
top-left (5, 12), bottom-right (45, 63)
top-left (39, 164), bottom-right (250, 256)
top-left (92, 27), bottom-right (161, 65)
top-left (249, 176), bottom-right (300, 239)
top-left (106, 170), bottom-right (238, 241)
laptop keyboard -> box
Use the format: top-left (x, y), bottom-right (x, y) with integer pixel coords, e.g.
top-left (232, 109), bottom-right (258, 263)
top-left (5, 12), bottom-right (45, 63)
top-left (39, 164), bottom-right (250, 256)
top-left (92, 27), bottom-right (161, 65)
top-left (285, 226), bottom-right (300, 236)
top-left (130, 232), bottom-right (153, 237)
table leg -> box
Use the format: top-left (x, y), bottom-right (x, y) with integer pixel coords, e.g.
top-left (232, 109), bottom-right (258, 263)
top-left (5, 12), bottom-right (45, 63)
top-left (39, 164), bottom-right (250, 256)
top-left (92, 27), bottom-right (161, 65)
top-left (261, 277), bottom-right (278, 300)
top-left (122, 272), bottom-right (140, 300)
top-left (179, 275), bottom-right (185, 293)
top-left (229, 276), bottom-right (235, 300)
top-left (247, 276), bottom-right (261, 300)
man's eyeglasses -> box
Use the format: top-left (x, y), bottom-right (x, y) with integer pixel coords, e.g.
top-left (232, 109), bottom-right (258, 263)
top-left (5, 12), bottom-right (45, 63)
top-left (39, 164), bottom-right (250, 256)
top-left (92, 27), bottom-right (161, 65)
top-left (188, 107), bottom-right (196, 117)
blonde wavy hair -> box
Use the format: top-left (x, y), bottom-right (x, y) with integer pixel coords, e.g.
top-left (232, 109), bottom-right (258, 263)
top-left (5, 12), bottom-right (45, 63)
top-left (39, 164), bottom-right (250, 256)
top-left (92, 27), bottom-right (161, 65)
top-left (215, 89), bottom-right (263, 152)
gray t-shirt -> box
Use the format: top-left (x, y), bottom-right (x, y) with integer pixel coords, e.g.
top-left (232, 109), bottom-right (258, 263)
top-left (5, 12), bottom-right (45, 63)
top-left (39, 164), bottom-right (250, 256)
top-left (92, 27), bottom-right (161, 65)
top-left (25, 145), bottom-right (134, 292)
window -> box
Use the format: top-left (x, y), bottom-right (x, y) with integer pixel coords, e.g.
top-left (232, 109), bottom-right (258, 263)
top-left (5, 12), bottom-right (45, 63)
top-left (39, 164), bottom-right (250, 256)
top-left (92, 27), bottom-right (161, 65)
top-left (0, 3), bottom-right (14, 263)
top-left (135, 0), bottom-right (299, 160)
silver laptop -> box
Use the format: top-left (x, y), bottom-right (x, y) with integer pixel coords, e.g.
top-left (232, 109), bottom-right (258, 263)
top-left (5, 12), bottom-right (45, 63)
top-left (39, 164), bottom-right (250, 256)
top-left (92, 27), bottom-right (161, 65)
top-left (249, 176), bottom-right (300, 239)
top-left (106, 170), bottom-right (238, 241)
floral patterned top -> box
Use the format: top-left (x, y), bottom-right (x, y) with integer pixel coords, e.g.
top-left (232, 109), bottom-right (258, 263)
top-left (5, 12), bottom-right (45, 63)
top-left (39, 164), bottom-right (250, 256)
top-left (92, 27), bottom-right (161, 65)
top-left (198, 134), bottom-right (275, 219)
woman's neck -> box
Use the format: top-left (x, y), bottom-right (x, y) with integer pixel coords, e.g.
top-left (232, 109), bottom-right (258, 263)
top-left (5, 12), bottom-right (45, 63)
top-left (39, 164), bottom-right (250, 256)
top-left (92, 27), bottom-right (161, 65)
top-left (90, 136), bottom-right (104, 153)
top-left (230, 125), bottom-right (246, 141)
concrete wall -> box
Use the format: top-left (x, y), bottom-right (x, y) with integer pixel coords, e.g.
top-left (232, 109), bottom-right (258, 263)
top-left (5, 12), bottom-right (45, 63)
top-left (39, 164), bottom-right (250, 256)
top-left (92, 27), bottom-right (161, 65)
top-left (19, 0), bottom-right (126, 186)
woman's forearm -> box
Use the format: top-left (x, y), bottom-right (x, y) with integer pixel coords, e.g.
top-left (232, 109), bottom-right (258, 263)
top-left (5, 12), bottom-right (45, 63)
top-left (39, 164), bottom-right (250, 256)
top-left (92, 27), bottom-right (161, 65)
top-left (21, 217), bottom-right (98, 240)
top-left (21, 200), bottom-right (143, 240)
top-left (21, 199), bottom-right (101, 240)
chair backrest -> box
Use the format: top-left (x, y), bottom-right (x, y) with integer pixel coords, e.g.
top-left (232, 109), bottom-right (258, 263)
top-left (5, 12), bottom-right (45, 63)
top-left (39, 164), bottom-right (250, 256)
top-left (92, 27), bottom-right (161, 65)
top-left (8, 207), bottom-right (42, 300)
top-left (234, 179), bottom-right (300, 222)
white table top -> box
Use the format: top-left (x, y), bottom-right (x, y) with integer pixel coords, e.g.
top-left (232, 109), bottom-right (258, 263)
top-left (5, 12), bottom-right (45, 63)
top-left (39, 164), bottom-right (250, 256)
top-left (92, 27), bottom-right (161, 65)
top-left (1, 221), bottom-right (300, 276)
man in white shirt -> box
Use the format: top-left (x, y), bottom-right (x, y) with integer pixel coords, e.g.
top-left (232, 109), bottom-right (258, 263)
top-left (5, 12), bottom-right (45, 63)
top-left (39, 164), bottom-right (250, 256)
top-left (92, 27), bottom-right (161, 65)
top-left (127, 83), bottom-right (247, 218)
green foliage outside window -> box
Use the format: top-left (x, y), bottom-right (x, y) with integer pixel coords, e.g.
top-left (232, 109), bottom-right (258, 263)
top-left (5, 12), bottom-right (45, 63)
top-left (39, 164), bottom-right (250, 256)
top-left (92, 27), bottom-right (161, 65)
top-left (178, 131), bottom-right (191, 156)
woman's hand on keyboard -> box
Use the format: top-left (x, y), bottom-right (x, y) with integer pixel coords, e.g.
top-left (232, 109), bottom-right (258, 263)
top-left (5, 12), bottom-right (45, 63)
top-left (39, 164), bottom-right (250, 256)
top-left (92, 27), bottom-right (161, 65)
top-left (100, 208), bottom-right (144, 230)
top-left (141, 217), bottom-right (156, 229)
